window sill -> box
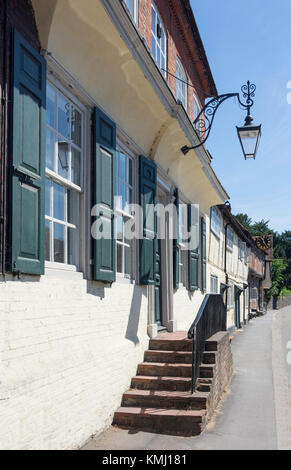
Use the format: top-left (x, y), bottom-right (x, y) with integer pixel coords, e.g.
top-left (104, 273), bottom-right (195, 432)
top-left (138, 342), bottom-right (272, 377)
top-left (45, 262), bottom-right (84, 279)
top-left (115, 273), bottom-right (135, 285)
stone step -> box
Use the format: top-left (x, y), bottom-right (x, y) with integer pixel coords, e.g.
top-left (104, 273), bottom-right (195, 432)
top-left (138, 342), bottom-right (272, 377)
top-left (113, 407), bottom-right (206, 436)
top-left (122, 389), bottom-right (209, 410)
top-left (144, 350), bottom-right (192, 364)
top-left (137, 362), bottom-right (192, 378)
top-left (131, 375), bottom-right (192, 392)
top-left (149, 339), bottom-right (192, 352)
top-left (202, 351), bottom-right (217, 364)
top-left (199, 364), bottom-right (215, 378)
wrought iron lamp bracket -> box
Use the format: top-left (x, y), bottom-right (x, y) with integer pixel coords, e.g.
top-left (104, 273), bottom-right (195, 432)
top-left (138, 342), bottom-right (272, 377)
top-left (181, 81), bottom-right (256, 155)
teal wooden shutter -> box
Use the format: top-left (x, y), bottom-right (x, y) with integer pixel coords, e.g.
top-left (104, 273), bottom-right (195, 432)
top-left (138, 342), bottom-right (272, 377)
top-left (188, 204), bottom-right (199, 291)
top-left (92, 107), bottom-right (116, 282)
top-left (139, 155), bottom-right (157, 285)
top-left (201, 217), bottom-right (206, 292)
top-left (11, 29), bottom-right (46, 275)
top-left (173, 188), bottom-right (179, 289)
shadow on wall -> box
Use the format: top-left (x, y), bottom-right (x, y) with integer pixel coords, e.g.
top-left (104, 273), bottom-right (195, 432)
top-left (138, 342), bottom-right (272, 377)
top-left (0, 274), bottom-right (41, 283)
top-left (125, 285), bottom-right (144, 346)
top-left (86, 280), bottom-right (145, 345)
top-left (86, 280), bottom-right (105, 299)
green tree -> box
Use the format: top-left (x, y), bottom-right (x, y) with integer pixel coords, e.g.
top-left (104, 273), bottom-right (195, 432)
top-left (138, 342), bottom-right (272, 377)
top-left (249, 219), bottom-right (274, 236)
top-left (269, 259), bottom-right (286, 297)
top-left (235, 213), bottom-right (252, 231)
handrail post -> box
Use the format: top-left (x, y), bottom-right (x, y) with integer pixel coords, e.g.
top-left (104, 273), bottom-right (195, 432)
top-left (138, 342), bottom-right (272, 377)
top-left (191, 326), bottom-right (197, 394)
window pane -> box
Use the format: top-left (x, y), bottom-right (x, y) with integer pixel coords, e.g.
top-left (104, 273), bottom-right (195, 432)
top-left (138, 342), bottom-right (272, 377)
top-left (71, 107), bottom-right (82, 147)
top-left (71, 149), bottom-right (81, 186)
top-left (116, 216), bottom-right (123, 241)
top-left (119, 152), bottom-right (126, 181)
top-left (54, 223), bottom-right (65, 263)
top-left (151, 35), bottom-right (156, 59)
top-left (46, 83), bottom-right (56, 129)
top-left (161, 30), bottom-right (165, 52)
top-left (125, 0), bottom-right (134, 15)
top-left (161, 55), bottom-right (165, 74)
top-left (68, 189), bottom-right (79, 226)
top-left (119, 182), bottom-right (126, 210)
top-left (117, 243), bottom-right (123, 273)
top-left (68, 227), bottom-right (79, 267)
top-left (58, 93), bottom-right (70, 139)
top-left (45, 220), bottom-right (51, 261)
top-left (53, 182), bottom-right (65, 221)
top-left (157, 50), bottom-right (160, 67)
top-left (46, 129), bottom-right (55, 171)
top-left (45, 178), bottom-right (51, 216)
top-left (58, 139), bottom-right (69, 179)
top-left (128, 158), bottom-right (133, 186)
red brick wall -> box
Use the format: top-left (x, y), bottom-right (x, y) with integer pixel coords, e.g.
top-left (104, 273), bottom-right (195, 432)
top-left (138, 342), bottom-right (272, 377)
top-left (137, 0), bottom-right (208, 120)
top-left (0, 0), bottom-right (40, 272)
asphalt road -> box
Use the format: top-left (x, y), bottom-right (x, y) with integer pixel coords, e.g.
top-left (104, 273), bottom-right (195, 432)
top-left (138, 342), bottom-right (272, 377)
top-left (82, 309), bottom-right (291, 450)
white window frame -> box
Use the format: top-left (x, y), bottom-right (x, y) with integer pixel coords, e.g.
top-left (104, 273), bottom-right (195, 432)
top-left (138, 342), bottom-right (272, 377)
top-left (210, 274), bottom-right (218, 294)
top-left (45, 79), bottom-right (86, 270)
top-left (210, 207), bottom-right (222, 239)
top-left (115, 142), bottom-right (136, 280)
top-left (124, 0), bottom-right (138, 23)
top-left (151, 2), bottom-right (167, 78)
top-left (176, 57), bottom-right (188, 111)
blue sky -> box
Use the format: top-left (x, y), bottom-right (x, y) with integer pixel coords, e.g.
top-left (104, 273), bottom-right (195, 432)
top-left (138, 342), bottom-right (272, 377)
top-left (192, 0), bottom-right (291, 233)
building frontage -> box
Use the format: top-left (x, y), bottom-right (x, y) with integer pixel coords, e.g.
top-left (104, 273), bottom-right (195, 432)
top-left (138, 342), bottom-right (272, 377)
top-left (0, 0), bottom-right (232, 449)
top-left (249, 236), bottom-right (273, 314)
top-left (208, 203), bottom-right (273, 329)
top-left (208, 204), bottom-right (250, 330)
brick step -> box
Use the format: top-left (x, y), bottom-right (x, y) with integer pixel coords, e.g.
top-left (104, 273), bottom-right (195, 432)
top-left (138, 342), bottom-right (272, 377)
top-left (205, 340), bottom-right (219, 351)
top-left (113, 407), bottom-right (206, 436)
top-left (196, 383), bottom-right (211, 392)
top-left (131, 375), bottom-right (192, 392)
top-left (202, 351), bottom-right (217, 364)
top-left (149, 339), bottom-right (192, 352)
top-left (137, 362), bottom-right (192, 378)
top-left (144, 350), bottom-right (192, 364)
top-left (199, 364), bottom-right (215, 379)
top-left (122, 389), bottom-right (209, 410)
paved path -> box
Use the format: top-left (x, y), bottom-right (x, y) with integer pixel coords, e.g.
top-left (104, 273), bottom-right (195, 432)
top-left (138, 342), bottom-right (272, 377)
top-left (82, 309), bottom-right (291, 450)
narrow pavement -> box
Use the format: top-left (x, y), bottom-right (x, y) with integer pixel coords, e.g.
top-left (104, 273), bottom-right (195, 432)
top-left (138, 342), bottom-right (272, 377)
top-left (82, 308), bottom-right (291, 450)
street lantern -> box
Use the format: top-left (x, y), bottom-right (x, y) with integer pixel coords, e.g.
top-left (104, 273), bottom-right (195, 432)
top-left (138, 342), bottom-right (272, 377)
top-left (181, 81), bottom-right (262, 160)
top-left (236, 117), bottom-right (261, 160)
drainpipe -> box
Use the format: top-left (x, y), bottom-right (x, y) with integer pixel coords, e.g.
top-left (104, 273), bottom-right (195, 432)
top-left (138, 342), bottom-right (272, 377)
top-left (1, 0), bottom-right (8, 275)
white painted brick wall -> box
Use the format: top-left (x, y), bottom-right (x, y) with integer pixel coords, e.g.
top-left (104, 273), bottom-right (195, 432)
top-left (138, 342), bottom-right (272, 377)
top-left (0, 274), bottom-right (149, 450)
top-left (173, 288), bottom-right (205, 332)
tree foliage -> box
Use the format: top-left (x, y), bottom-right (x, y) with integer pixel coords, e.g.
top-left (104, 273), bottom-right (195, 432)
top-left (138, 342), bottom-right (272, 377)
top-left (234, 213), bottom-right (291, 296)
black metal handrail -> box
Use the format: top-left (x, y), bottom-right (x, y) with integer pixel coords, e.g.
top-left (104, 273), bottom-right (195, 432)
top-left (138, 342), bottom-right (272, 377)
top-left (188, 294), bottom-right (227, 394)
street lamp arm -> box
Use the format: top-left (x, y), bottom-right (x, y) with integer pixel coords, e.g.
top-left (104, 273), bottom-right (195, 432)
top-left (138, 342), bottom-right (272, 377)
top-left (181, 93), bottom-right (239, 154)
top-left (181, 81), bottom-right (257, 155)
